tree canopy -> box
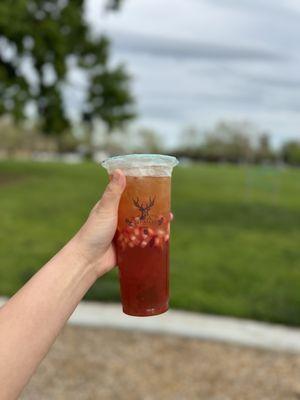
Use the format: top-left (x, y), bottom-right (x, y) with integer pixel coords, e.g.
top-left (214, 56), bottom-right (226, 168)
top-left (0, 0), bottom-right (134, 136)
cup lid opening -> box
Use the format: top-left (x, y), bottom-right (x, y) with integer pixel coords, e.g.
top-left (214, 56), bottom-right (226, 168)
top-left (101, 154), bottom-right (178, 177)
top-left (102, 154), bottom-right (178, 168)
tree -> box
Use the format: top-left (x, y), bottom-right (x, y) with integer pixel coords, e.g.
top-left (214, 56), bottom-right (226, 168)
top-left (181, 126), bottom-right (201, 149)
top-left (0, 115), bottom-right (58, 157)
top-left (137, 128), bottom-right (162, 153)
top-left (255, 133), bottom-right (275, 163)
top-left (173, 120), bottom-right (276, 164)
top-left (0, 0), bottom-right (134, 150)
top-left (202, 121), bottom-right (253, 162)
top-left (281, 141), bottom-right (300, 166)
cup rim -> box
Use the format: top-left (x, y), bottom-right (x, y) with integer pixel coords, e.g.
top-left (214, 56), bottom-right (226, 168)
top-left (101, 153), bottom-right (179, 170)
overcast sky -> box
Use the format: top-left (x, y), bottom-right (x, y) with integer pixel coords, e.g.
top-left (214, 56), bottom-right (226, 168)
top-left (81, 0), bottom-right (300, 147)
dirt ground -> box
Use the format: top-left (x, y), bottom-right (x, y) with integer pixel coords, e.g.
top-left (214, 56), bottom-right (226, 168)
top-left (21, 325), bottom-right (300, 400)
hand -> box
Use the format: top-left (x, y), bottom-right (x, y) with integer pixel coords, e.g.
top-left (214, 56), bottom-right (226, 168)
top-left (72, 169), bottom-right (126, 277)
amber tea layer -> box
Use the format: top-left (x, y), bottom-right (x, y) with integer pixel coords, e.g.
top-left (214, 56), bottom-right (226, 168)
top-left (115, 176), bottom-right (172, 316)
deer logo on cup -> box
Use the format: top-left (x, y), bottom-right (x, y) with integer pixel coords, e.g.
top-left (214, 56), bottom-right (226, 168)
top-left (133, 196), bottom-right (155, 221)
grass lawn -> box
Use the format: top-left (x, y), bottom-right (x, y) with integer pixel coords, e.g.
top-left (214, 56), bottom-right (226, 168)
top-left (1, 160), bottom-right (300, 326)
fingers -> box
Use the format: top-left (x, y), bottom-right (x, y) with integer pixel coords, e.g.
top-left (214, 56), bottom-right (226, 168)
top-left (96, 169), bottom-right (126, 214)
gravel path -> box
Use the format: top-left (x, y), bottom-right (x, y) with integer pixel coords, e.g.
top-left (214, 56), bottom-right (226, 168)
top-left (21, 325), bottom-right (300, 400)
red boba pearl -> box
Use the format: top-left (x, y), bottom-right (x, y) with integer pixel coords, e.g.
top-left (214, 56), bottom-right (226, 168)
top-left (126, 225), bottom-right (134, 233)
top-left (148, 228), bottom-right (155, 236)
top-left (130, 235), bottom-right (136, 241)
top-left (117, 233), bottom-right (124, 242)
top-left (141, 228), bottom-right (149, 239)
top-left (134, 228), bottom-right (140, 237)
top-left (133, 236), bottom-right (141, 246)
top-left (145, 235), bottom-right (152, 243)
top-left (157, 229), bottom-right (165, 238)
top-left (154, 237), bottom-right (161, 247)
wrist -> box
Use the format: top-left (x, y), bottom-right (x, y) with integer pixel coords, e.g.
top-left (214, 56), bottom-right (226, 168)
top-left (59, 237), bottom-right (98, 282)
top-left (64, 235), bottom-right (109, 279)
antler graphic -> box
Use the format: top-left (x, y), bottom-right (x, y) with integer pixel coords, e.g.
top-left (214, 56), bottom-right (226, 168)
top-left (133, 197), bottom-right (142, 209)
top-left (145, 196), bottom-right (155, 210)
top-left (133, 196), bottom-right (155, 220)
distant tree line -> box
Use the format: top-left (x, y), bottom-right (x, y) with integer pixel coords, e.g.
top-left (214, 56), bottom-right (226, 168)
top-left (172, 121), bottom-right (300, 166)
top-left (1, 117), bottom-right (300, 167)
top-left (0, 118), bottom-right (163, 158)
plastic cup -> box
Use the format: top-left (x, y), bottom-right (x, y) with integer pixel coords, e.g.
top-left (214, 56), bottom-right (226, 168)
top-left (102, 154), bottom-right (178, 316)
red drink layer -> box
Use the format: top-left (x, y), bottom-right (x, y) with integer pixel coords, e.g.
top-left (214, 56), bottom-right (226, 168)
top-left (115, 175), bottom-right (172, 316)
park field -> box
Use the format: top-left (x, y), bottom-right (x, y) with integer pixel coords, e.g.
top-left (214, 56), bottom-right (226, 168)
top-left (1, 161), bottom-right (300, 326)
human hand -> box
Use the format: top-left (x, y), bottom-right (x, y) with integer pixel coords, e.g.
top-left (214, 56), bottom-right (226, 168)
top-left (72, 169), bottom-right (126, 277)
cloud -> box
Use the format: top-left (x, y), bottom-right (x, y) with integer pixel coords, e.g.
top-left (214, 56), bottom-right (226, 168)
top-left (240, 74), bottom-right (300, 91)
top-left (110, 31), bottom-right (282, 62)
top-left (207, 0), bottom-right (300, 18)
top-left (80, 0), bottom-right (300, 146)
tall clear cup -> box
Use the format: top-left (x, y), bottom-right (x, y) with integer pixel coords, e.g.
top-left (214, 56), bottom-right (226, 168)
top-left (102, 154), bottom-right (178, 316)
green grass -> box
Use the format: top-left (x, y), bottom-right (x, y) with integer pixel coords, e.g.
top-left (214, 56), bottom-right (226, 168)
top-left (1, 160), bottom-right (300, 326)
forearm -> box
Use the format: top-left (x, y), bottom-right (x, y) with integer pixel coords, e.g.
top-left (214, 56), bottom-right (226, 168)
top-left (0, 168), bottom-right (125, 400)
top-left (0, 237), bottom-right (99, 400)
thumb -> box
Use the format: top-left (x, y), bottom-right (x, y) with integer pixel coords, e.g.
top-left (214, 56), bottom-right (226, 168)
top-left (97, 169), bottom-right (126, 214)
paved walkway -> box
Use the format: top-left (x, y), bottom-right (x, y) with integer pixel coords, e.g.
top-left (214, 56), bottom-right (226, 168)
top-left (1, 297), bottom-right (300, 353)
top-left (21, 325), bottom-right (300, 400)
